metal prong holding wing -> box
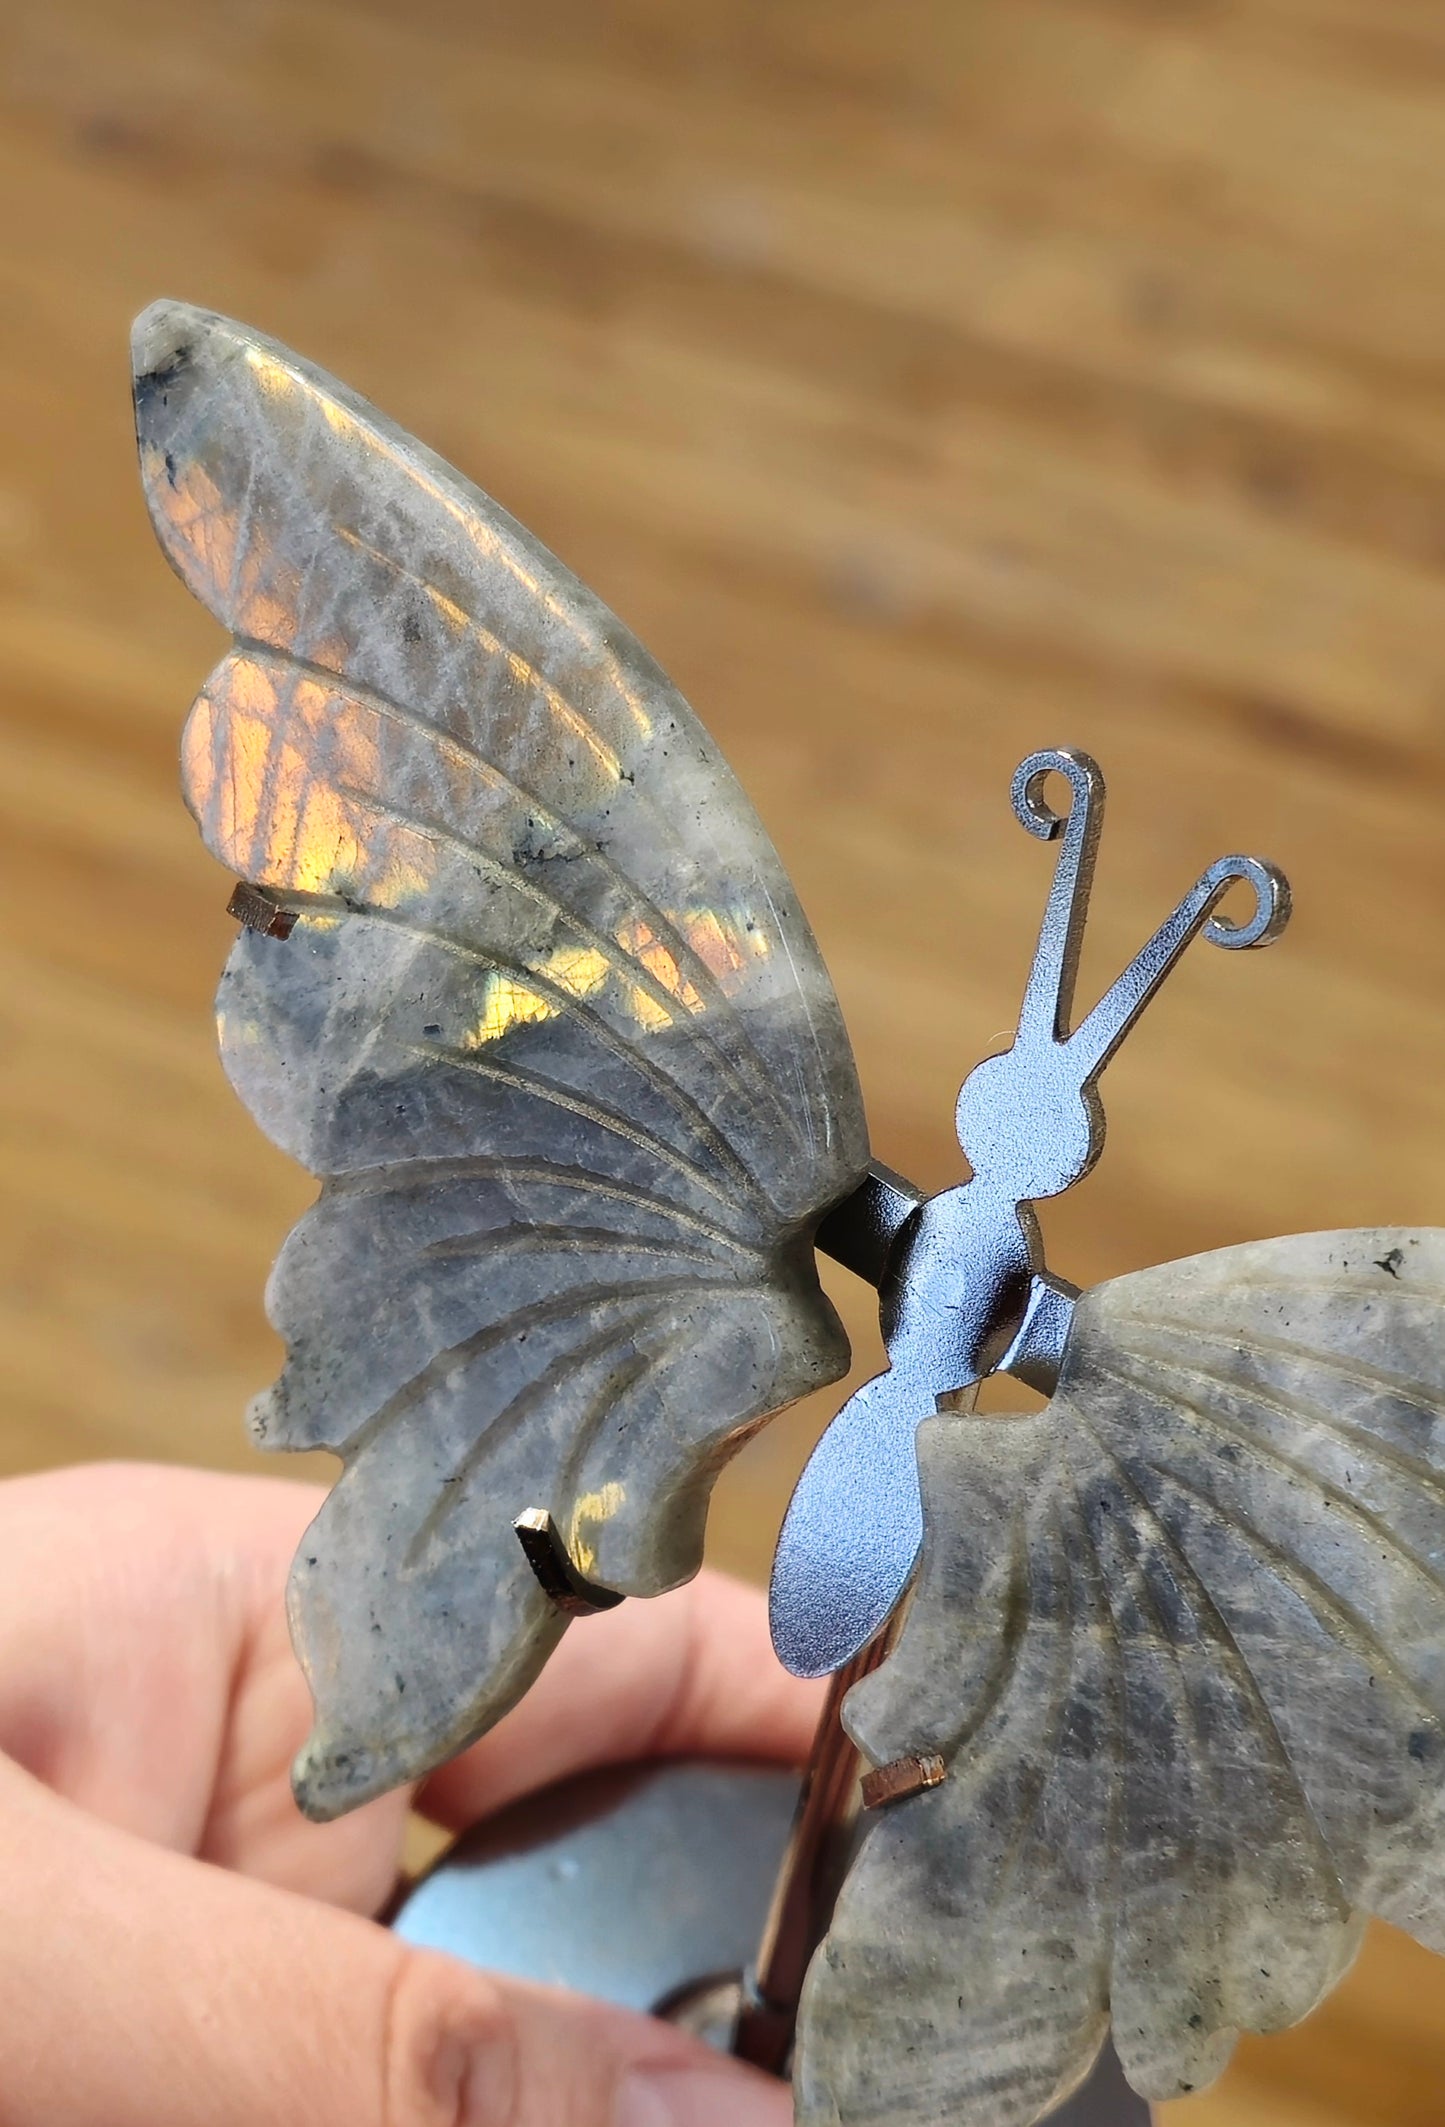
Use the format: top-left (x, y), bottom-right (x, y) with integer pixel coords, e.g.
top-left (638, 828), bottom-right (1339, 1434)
top-left (798, 1228), bottom-right (1445, 2127)
top-left (135, 301), bottom-right (870, 1817)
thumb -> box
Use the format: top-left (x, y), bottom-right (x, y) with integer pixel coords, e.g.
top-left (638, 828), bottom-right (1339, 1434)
top-left (0, 1756), bottom-right (791, 2127)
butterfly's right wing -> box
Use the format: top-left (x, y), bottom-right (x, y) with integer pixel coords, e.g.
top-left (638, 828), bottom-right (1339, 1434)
top-left (798, 1227), bottom-right (1445, 2127)
top-left (135, 302), bottom-right (870, 1818)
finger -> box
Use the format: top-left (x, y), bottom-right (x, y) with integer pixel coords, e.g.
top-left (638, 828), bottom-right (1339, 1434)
top-left (0, 1462), bottom-right (410, 1914)
top-left (0, 1465), bottom-right (823, 1875)
top-left (0, 1750), bottom-right (792, 2127)
top-left (0, 1463), bottom-right (316, 1826)
top-left (421, 1565), bottom-right (826, 1829)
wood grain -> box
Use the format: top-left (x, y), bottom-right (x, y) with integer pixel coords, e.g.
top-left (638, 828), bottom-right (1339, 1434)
top-left (1, 2), bottom-right (1442, 2117)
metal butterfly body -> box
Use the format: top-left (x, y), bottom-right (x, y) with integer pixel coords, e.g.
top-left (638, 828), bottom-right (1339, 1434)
top-left (768, 746), bottom-right (1290, 1681)
top-left (136, 303), bottom-right (1445, 2127)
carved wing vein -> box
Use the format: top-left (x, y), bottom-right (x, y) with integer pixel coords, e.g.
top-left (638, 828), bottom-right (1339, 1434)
top-left (1094, 1348), bottom-right (1445, 1602)
top-left (1056, 1471), bottom-right (1127, 1967)
top-left (1135, 1453), bottom-right (1441, 1726)
top-left (332, 775), bottom-right (801, 1152)
top-left (1119, 1310), bottom-right (1445, 1496)
top-left (1078, 1419), bottom-right (1346, 1907)
top-left (403, 1306), bottom-right (664, 1567)
top-left (407, 1036), bottom-right (764, 1217)
top-left (319, 1155), bottom-right (756, 1252)
top-left (248, 641), bottom-right (815, 1142)
top-left (417, 1223), bottom-right (745, 1271)
top-left (344, 1274), bottom-right (746, 1461)
top-left (987, 1495), bottom-right (1081, 1912)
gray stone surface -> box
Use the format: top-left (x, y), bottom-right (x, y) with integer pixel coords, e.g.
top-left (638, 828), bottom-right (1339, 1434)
top-left (797, 1228), bottom-right (1445, 2125)
top-left (134, 300), bottom-right (869, 1820)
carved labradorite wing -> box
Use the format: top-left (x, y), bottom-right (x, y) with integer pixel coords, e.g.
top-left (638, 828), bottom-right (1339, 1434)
top-left (798, 1228), bottom-right (1445, 2127)
top-left (134, 300), bottom-right (869, 1820)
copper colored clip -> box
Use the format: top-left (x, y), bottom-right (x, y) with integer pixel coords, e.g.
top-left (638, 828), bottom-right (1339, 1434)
top-left (860, 1751), bottom-right (947, 1810)
top-left (228, 881), bottom-right (299, 939)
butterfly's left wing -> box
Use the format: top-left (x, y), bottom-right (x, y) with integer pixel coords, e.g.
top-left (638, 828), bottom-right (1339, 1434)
top-left (797, 1228), bottom-right (1445, 2127)
top-left (135, 302), bottom-right (869, 1818)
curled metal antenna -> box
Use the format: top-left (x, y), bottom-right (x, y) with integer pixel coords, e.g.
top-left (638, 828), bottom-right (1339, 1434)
top-left (1204, 854), bottom-right (1292, 949)
top-left (1065, 849), bottom-right (1291, 1084)
top-left (1010, 748), bottom-right (1107, 1047)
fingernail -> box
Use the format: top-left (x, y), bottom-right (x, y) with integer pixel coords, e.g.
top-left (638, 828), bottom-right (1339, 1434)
top-left (618, 2063), bottom-right (794, 2127)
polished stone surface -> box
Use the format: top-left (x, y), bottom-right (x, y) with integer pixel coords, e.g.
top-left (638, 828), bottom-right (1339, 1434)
top-left (798, 1228), bottom-right (1445, 2126)
top-left (135, 301), bottom-right (868, 1819)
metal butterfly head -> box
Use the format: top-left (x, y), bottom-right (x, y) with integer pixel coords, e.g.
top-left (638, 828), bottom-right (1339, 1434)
top-left (137, 303), bottom-right (1445, 2127)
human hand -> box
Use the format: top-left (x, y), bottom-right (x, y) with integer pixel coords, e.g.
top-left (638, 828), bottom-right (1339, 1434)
top-left (0, 1463), bottom-right (817, 2125)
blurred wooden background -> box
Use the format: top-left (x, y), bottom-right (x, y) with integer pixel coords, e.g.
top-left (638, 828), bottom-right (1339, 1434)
top-left (2, 2), bottom-right (1445, 2119)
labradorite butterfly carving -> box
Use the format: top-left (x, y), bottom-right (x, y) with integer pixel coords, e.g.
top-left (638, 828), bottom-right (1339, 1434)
top-left (135, 301), bottom-right (1445, 2127)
